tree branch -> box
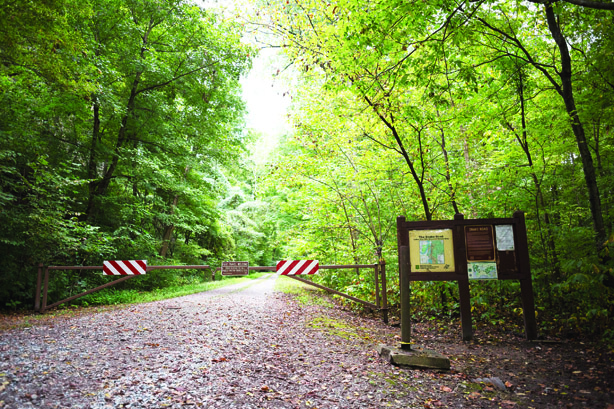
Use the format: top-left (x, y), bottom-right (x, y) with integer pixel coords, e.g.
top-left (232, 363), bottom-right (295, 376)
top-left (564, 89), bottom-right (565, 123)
top-left (475, 16), bottom-right (563, 96)
top-left (527, 0), bottom-right (614, 10)
top-left (135, 62), bottom-right (216, 95)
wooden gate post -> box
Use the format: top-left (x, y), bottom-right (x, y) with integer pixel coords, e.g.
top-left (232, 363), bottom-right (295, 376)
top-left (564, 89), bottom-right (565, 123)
top-left (454, 213), bottom-right (473, 341)
top-left (34, 263), bottom-right (43, 312)
top-left (41, 266), bottom-right (50, 313)
top-left (513, 211), bottom-right (538, 340)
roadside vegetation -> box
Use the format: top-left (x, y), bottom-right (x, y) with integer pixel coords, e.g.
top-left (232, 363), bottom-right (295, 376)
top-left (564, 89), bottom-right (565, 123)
top-left (255, 0), bottom-right (614, 344)
top-left (73, 272), bottom-right (268, 307)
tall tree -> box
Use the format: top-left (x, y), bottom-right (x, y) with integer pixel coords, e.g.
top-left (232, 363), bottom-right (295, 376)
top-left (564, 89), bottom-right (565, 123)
top-left (0, 0), bottom-right (253, 306)
top-left (474, 0), bottom-right (612, 249)
top-left (83, 0), bottom-right (251, 225)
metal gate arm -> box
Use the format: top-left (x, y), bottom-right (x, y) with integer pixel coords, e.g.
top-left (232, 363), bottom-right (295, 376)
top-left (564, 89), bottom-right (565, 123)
top-left (287, 275), bottom-right (378, 309)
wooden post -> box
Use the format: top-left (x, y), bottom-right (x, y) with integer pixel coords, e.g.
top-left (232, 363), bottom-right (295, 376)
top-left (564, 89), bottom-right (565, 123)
top-left (454, 212), bottom-right (473, 341)
top-left (458, 279), bottom-right (473, 341)
top-left (374, 263), bottom-right (380, 309)
top-left (380, 259), bottom-right (388, 324)
top-left (520, 278), bottom-right (538, 340)
top-left (514, 211), bottom-right (538, 340)
top-left (34, 263), bottom-right (43, 311)
top-left (399, 246), bottom-right (411, 349)
top-left (41, 266), bottom-right (50, 313)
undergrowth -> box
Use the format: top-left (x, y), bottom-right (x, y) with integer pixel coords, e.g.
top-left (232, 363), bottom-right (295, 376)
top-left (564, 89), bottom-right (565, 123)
top-left (72, 273), bottom-right (266, 307)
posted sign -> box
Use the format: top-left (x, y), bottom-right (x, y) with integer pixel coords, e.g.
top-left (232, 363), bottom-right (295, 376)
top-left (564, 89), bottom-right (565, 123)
top-left (468, 262), bottom-right (498, 280)
top-left (221, 261), bottom-right (249, 276)
top-left (465, 225), bottom-right (496, 261)
top-left (409, 229), bottom-right (455, 273)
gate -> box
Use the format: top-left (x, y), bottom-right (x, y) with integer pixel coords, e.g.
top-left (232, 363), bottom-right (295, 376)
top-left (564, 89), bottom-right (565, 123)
top-left (35, 262), bottom-right (389, 323)
top-left (214, 263), bottom-right (389, 323)
top-left (34, 264), bottom-right (211, 313)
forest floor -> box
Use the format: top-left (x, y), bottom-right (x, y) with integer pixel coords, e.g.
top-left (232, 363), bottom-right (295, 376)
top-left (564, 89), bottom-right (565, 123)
top-left (0, 274), bottom-right (612, 408)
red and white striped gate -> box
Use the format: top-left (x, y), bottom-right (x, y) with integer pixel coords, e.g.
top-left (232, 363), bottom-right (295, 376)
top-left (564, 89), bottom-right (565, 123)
top-left (276, 260), bottom-right (319, 275)
top-left (103, 260), bottom-right (147, 275)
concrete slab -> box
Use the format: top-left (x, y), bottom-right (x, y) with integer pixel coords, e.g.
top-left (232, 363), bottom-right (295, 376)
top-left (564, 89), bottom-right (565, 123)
top-left (377, 344), bottom-right (451, 370)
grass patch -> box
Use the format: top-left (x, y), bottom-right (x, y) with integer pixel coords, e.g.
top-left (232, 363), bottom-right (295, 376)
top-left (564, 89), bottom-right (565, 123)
top-left (274, 275), bottom-right (313, 294)
top-left (75, 273), bottom-right (267, 307)
top-left (308, 316), bottom-right (361, 340)
top-left (274, 276), bottom-right (334, 307)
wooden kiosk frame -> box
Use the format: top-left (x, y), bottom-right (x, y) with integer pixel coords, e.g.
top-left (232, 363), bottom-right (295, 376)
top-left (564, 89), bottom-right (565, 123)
top-left (397, 211), bottom-right (537, 342)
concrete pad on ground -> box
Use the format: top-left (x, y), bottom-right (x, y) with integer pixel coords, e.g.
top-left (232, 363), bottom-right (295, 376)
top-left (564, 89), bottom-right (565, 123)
top-left (377, 344), bottom-right (451, 370)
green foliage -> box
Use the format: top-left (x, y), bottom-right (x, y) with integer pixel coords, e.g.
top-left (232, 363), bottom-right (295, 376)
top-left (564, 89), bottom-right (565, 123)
top-left (0, 0), bottom-right (271, 310)
top-left (257, 0), bottom-right (614, 342)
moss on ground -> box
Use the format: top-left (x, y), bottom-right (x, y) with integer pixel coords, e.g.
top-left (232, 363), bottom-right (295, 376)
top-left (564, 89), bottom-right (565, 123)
top-left (307, 316), bottom-right (363, 341)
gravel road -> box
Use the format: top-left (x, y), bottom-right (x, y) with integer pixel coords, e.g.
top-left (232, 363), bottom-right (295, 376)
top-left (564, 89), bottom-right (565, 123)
top-left (0, 275), bottom-right (422, 408)
top-left (2, 274), bottom-right (612, 409)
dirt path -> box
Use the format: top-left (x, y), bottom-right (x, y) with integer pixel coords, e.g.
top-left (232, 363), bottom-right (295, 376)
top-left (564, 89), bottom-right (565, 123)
top-left (1, 275), bottom-right (403, 409)
top-left (1, 275), bottom-right (612, 408)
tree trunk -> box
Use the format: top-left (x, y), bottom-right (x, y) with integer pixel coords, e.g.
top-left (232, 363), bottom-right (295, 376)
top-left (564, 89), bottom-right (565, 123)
top-left (84, 18), bottom-right (155, 222)
top-left (511, 69), bottom-right (560, 279)
top-left (83, 95), bottom-right (101, 221)
top-left (544, 4), bottom-right (606, 249)
top-left (436, 109), bottom-right (460, 215)
top-left (159, 166), bottom-right (190, 257)
top-left (159, 194), bottom-right (180, 258)
top-left (85, 72), bottom-right (141, 222)
top-left (364, 96), bottom-right (432, 220)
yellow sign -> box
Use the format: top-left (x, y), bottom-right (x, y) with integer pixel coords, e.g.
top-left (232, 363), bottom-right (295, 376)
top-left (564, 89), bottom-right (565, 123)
top-left (409, 229), bottom-right (455, 272)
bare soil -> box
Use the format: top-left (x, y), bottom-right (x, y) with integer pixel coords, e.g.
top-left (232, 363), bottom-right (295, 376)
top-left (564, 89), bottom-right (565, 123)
top-left (0, 274), bottom-right (612, 408)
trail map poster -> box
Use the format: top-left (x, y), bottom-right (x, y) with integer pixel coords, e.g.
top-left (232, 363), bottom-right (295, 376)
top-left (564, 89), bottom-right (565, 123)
top-left (468, 262), bottom-right (498, 280)
top-left (409, 229), bottom-right (455, 272)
